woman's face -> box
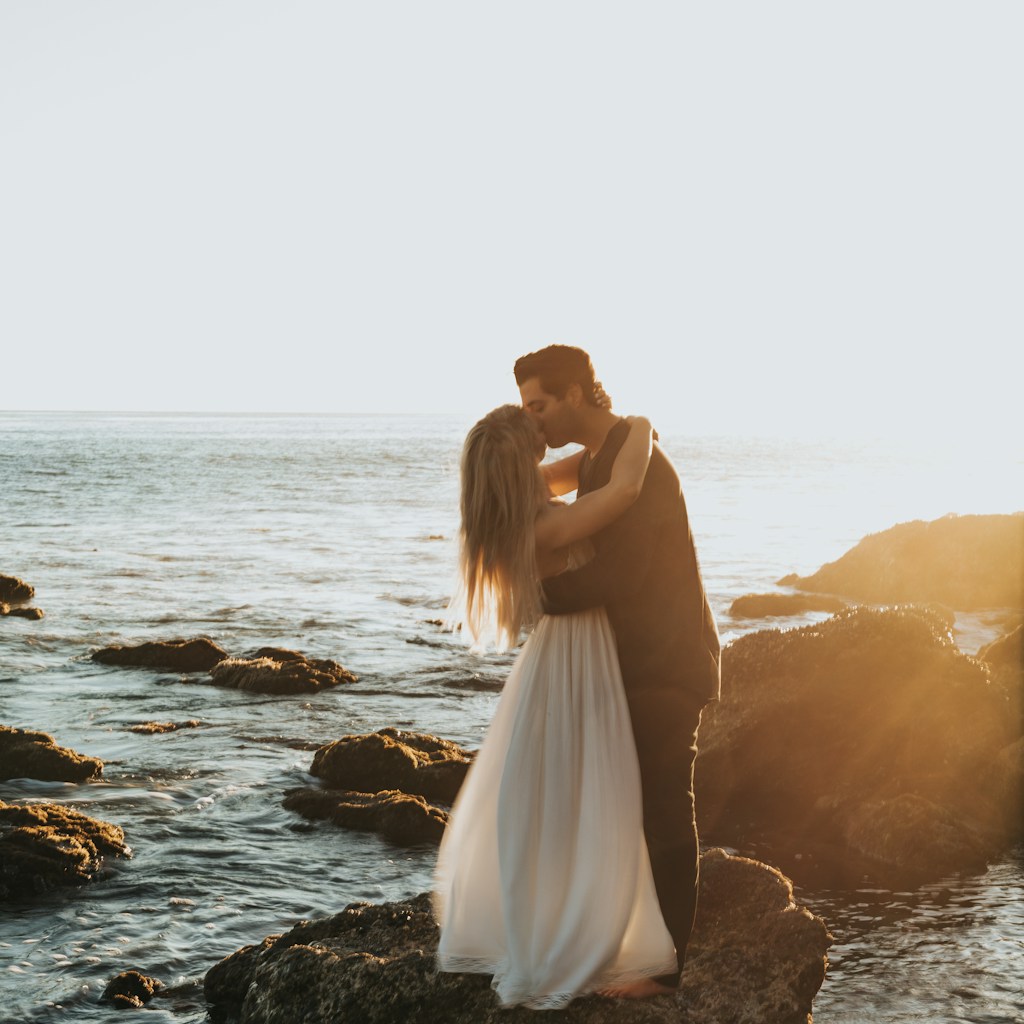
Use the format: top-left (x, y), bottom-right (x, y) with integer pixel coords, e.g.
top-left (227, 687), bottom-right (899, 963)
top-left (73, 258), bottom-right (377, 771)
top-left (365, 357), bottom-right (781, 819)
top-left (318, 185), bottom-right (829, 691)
top-left (526, 417), bottom-right (546, 463)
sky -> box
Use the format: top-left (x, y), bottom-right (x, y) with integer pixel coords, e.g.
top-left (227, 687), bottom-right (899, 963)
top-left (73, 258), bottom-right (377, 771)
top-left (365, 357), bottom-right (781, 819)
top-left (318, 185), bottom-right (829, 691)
top-left (1, 2), bottom-right (1021, 439)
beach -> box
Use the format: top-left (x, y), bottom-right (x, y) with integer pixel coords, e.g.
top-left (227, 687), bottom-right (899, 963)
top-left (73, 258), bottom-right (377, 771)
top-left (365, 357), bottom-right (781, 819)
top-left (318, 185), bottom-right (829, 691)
top-left (1, 411), bottom-right (1021, 1023)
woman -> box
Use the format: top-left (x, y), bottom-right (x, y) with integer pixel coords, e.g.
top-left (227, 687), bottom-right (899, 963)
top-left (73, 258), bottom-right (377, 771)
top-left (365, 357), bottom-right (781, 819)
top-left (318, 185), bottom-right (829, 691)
top-left (433, 404), bottom-right (677, 1010)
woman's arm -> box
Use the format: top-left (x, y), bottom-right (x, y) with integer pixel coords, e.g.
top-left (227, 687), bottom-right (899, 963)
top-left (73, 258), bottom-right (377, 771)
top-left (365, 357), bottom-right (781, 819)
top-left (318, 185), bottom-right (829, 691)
top-left (541, 449), bottom-right (585, 497)
top-left (534, 417), bottom-right (653, 552)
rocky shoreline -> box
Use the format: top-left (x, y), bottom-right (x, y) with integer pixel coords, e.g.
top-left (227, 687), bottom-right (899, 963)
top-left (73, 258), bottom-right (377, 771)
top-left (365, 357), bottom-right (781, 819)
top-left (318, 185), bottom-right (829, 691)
top-left (1, 512), bottom-right (1021, 1018)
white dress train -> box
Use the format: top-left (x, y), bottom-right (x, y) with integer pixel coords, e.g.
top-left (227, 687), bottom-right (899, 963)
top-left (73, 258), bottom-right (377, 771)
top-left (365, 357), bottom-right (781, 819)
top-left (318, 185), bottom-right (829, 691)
top-left (433, 607), bottom-right (676, 1010)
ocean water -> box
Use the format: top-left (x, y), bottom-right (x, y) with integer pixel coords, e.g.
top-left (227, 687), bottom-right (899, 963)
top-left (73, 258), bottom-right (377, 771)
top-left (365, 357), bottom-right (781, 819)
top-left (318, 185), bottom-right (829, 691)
top-left (0, 411), bottom-right (1021, 1023)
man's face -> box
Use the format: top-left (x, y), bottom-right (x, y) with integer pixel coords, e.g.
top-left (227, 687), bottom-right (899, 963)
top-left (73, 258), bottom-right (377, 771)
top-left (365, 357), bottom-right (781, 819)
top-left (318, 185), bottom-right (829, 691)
top-left (518, 377), bottom-right (579, 449)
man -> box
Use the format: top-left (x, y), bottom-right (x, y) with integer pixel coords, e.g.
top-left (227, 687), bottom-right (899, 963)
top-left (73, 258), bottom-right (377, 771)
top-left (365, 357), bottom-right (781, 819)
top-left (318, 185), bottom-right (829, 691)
top-left (515, 344), bottom-right (721, 999)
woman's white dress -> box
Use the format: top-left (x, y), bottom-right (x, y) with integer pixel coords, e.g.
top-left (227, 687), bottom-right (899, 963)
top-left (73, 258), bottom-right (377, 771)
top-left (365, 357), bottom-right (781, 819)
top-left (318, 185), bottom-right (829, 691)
top-left (433, 606), bottom-right (676, 1010)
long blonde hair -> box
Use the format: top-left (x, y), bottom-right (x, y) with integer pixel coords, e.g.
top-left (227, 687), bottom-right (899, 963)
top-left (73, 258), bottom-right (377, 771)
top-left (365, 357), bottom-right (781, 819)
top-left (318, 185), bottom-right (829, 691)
top-left (456, 405), bottom-right (547, 650)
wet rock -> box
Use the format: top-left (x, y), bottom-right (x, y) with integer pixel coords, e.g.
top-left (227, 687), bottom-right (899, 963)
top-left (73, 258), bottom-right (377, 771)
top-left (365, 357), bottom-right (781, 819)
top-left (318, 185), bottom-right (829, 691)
top-left (778, 513), bottom-right (1024, 609)
top-left (102, 970), bottom-right (164, 1009)
top-left (0, 800), bottom-right (130, 901)
top-left (310, 728), bottom-right (472, 804)
top-left (92, 638), bottom-right (228, 673)
top-left (127, 720), bottom-right (203, 734)
top-left (210, 651), bottom-right (356, 694)
top-left (204, 849), bottom-right (831, 1024)
top-left (1, 604), bottom-right (44, 620)
top-left (696, 606), bottom-right (1022, 878)
top-left (729, 592), bottom-right (847, 618)
top-left (0, 573), bottom-right (34, 603)
top-left (0, 725), bottom-right (103, 782)
top-left (282, 787), bottom-right (447, 846)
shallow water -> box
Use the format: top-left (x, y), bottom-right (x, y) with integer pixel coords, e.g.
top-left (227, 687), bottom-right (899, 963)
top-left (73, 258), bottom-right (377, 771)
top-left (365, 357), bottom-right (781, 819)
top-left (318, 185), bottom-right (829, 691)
top-left (1, 412), bottom-right (1021, 1022)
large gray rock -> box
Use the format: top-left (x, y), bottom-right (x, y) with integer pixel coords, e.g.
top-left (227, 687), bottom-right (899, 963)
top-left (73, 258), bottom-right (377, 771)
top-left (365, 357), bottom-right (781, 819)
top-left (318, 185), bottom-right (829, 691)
top-left (0, 725), bottom-right (103, 783)
top-left (204, 849), bottom-right (831, 1024)
top-left (0, 800), bottom-right (130, 901)
top-left (696, 606), bottom-right (1022, 878)
top-left (778, 513), bottom-right (1024, 609)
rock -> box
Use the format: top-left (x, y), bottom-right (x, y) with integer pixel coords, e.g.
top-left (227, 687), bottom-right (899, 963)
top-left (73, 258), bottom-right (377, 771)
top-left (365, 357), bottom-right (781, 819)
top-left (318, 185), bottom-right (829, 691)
top-left (102, 970), bottom-right (164, 1009)
top-left (729, 593), bottom-right (847, 618)
top-left (1, 605), bottom-right (44, 620)
top-left (0, 725), bottom-right (103, 782)
top-left (310, 729), bottom-right (472, 805)
top-left (92, 638), bottom-right (228, 672)
top-left (696, 606), bottom-right (1022, 878)
top-left (282, 787), bottom-right (448, 846)
top-left (834, 794), bottom-right (991, 875)
top-left (0, 573), bottom-right (34, 603)
top-left (978, 624), bottom-right (1024, 681)
top-left (203, 850), bottom-right (831, 1024)
top-left (210, 651), bottom-right (356, 695)
top-left (778, 513), bottom-right (1024, 610)
top-left (0, 800), bottom-right (130, 901)
top-left (127, 720), bottom-right (203, 734)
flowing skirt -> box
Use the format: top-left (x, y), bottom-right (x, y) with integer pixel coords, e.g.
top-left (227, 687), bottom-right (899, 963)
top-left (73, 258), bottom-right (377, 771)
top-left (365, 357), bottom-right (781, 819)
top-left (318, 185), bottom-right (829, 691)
top-left (433, 608), bottom-right (676, 1010)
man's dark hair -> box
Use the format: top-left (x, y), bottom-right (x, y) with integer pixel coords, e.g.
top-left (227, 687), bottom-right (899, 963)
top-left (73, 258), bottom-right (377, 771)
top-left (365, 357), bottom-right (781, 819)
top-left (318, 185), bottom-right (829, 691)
top-left (513, 345), bottom-right (603, 406)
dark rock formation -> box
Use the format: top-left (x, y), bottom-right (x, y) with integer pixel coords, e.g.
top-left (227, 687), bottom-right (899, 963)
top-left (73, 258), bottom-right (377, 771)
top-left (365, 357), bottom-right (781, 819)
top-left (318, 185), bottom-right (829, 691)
top-left (696, 606), bottom-right (1022, 878)
top-left (0, 800), bottom-right (130, 901)
top-left (1, 604), bottom-right (44, 620)
top-left (0, 573), bottom-right (34, 603)
top-left (0, 725), bottom-right (103, 782)
top-left (310, 729), bottom-right (472, 805)
top-left (729, 592), bottom-right (847, 618)
top-left (204, 850), bottom-right (831, 1024)
top-left (102, 970), bottom-right (165, 1009)
top-left (282, 787), bottom-right (447, 846)
top-left (128, 720), bottom-right (203, 734)
top-left (210, 650), bottom-right (356, 694)
top-left (92, 638), bottom-right (228, 673)
top-left (778, 513), bottom-right (1024, 609)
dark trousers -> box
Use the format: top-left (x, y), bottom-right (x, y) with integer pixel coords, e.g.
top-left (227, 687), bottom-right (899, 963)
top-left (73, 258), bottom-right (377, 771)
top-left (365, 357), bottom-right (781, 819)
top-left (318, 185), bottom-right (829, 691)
top-left (626, 689), bottom-right (703, 987)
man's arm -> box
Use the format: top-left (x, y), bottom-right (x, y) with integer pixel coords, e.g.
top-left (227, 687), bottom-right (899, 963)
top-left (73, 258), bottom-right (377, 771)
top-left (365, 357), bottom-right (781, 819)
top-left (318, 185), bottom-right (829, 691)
top-left (541, 476), bottom-right (666, 613)
top-left (541, 449), bottom-right (585, 497)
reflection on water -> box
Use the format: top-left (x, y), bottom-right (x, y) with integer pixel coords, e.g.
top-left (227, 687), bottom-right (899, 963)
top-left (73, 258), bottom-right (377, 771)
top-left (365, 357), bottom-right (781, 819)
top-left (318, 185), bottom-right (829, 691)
top-left (805, 852), bottom-right (1024, 1024)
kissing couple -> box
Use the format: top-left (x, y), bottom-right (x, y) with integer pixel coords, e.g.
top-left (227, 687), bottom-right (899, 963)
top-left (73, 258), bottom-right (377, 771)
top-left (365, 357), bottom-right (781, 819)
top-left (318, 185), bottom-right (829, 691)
top-left (433, 344), bottom-right (721, 1010)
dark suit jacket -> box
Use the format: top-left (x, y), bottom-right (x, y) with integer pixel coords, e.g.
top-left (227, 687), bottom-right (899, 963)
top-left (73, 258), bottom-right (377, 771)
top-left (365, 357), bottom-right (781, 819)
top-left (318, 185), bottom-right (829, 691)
top-left (542, 419), bottom-right (721, 707)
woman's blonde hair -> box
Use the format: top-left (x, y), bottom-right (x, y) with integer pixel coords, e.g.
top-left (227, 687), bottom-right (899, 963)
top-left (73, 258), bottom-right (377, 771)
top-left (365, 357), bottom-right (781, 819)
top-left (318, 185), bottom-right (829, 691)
top-left (456, 405), bottom-right (547, 650)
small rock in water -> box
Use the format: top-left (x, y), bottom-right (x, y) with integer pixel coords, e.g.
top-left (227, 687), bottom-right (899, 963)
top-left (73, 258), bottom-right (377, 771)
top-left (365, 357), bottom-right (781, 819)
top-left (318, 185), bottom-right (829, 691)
top-left (0, 574), bottom-right (35, 603)
top-left (102, 969), bottom-right (164, 1009)
top-left (210, 650), bottom-right (356, 694)
top-left (0, 800), bottom-right (130, 901)
top-left (128, 720), bottom-right (203, 734)
top-left (282, 786), bottom-right (448, 846)
top-left (1, 605), bottom-right (45, 620)
top-left (310, 728), bottom-right (472, 804)
top-left (92, 638), bottom-right (228, 672)
top-left (0, 726), bottom-right (104, 783)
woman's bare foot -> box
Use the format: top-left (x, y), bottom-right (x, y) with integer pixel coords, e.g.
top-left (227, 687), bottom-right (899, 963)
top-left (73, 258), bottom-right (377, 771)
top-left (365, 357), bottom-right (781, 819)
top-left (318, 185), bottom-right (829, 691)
top-left (597, 978), bottom-right (677, 999)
